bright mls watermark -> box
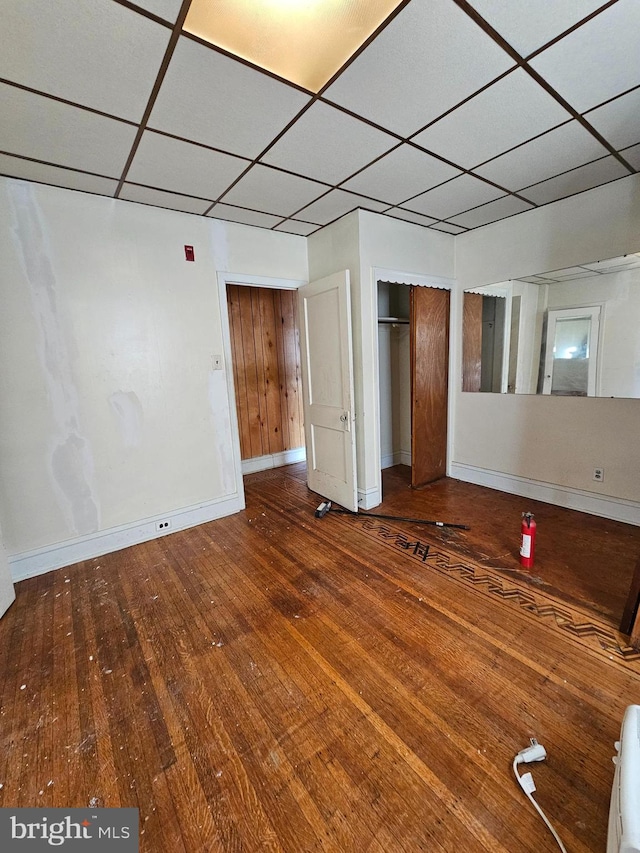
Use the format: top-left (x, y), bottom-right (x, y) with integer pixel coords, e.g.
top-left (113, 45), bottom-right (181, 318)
top-left (0, 808), bottom-right (138, 850)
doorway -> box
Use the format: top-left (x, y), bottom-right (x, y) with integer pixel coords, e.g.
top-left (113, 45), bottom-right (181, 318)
top-left (377, 277), bottom-right (451, 496)
top-left (217, 272), bottom-right (308, 509)
top-left (226, 284), bottom-right (305, 474)
top-left (542, 305), bottom-right (601, 396)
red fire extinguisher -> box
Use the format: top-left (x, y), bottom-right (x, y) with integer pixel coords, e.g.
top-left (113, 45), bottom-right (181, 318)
top-left (520, 512), bottom-right (536, 568)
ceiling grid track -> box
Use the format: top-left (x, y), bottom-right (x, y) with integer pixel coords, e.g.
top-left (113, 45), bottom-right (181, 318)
top-left (1, 0), bottom-right (638, 233)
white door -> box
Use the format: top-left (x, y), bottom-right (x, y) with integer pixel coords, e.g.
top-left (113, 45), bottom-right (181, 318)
top-left (542, 306), bottom-right (601, 396)
top-left (298, 271), bottom-right (358, 511)
top-left (0, 530), bottom-right (15, 619)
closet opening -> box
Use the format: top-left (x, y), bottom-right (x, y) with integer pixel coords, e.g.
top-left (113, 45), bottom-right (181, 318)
top-left (377, 279), bottom-right (450, 497)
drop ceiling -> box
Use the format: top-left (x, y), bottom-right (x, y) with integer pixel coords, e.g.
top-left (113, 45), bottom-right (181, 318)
top-left (1, 0), bottom-right (639, 236)
top-left (516, 252), bottom-right (640, 284)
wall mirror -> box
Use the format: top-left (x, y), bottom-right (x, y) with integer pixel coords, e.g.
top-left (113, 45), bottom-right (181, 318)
top-left (462, 253), bottom-right (640, 398)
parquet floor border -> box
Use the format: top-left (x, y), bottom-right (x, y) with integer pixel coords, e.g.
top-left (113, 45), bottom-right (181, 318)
top-left (353, 517), bottom-right (640, 667)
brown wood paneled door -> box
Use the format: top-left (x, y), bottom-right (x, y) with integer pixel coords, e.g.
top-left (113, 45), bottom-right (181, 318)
top-left (410, 286), bottom-right (450, 488)
top-left (227, 285), bottom-right (304, 461)
top-left (462, 291), bottom-right (483, 392)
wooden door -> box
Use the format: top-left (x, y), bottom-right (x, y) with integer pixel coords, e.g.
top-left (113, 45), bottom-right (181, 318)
top-left (226, 285), bottom-right (304, 461)
top-left (462, 292), bottom-right (483, 392)
top-left (298, 271), bottom-right (358, 511)
top-left (411, 286), bottom-right (450, 488)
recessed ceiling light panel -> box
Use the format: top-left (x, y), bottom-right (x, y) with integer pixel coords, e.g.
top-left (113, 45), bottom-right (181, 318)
top-left (183, 0), bottom-right (405, 92)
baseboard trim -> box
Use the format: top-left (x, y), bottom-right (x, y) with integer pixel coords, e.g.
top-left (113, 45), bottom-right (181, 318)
top-left (381, 451), bottom-right (411, 470)
top-left (449, 463), bottom-right (640, 526)
top-left (241, 447), bottom-right (306, 475)
top-left (9, 492), bottom-right (246, 583)
top-left (358, 486), bottom-right (381, 510)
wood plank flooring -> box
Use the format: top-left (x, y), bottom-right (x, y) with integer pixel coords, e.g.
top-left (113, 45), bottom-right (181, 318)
top-left (1, 464), bottom-right (639, 852)
top-left (380, 465), bottom-right (640, 627)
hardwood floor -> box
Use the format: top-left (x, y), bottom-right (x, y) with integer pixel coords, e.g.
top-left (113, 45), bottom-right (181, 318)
top-left (1, 464), bottom-right (639, 851)
top-left (380, 465), bottom-right (640, 627)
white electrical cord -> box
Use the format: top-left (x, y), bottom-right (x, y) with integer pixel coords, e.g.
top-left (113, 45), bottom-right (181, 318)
top-left (512, 739), bottom-right (568, 853)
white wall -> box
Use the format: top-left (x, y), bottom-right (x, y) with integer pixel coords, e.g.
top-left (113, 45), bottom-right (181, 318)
top-left (454, 174), bottom-right (640, 516)
top-left (511, 279), bottom-right (545, 394)
top-left (0, 178), bottom-right (308, 578)
top-left (378, 323), bottom-right (411, 468)
top-left (378, 282), bottom-right (411, 468)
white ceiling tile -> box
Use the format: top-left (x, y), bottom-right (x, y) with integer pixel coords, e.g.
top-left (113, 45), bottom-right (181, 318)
top-left (530, 0), bottom-right (640, 113)
top-left (274, 221), bottom-right (321, 236)
top-left (586, 88), bottom-right (640, 151)
top-left (295, 189), bottom-right (389, 225)
top-left (126, 131), bottom-right (249, 199)
top-left (447, 194), bottom-right (534, 228)
top-left (221, 165), bottom-right (328, 217)
top-left (342, 145), bottom-right (461, 205)
top-left (0, 84), bottom-right (137, 176)
top-left (413, 69), bottom-right (571, 169)
top-left (590, 264), bottom-right (636, 275)
top-left (583, 254), bottom-right (640, 272)
top-left (0, 154), bottom-right (118, 197)
top-left (402, 174), bottom-right (504, 219)
top-left (1, 0), bottom-right (170, 122)
top-left (468, 0), bottom-right (608, 56)
top-left (429, 222), bottom-right (468, 234)
top-left (119, 184), bottom-right (211, 215)
top-left (553, 270), bottom-right (601, 280)
top-left (620, 142), bottom-right (640, 170)
top-left (129, 0), bottom-right (184, 23)
top-left (207, 204), bottom-right (284, 229)
top-left (323, 0), bottom-right (514, 137)
top-left (548, 264), bottom-right (609, 277)
top-left (149, 36), bottom-right (311, 159)
top-left (518, 156), bottom-right (629, 205)
top-left (475, 121), bottom-right (610, 190)
top-left (261, 102), bottom-right (398, 184)
top-left (384, 209), bottom-right (439, 227)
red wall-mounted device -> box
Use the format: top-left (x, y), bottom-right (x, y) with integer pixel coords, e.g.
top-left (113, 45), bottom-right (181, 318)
top-left (184, 245), bottom-right (195, 262)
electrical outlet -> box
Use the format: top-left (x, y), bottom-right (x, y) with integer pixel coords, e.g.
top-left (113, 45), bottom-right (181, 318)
top-left (593, 467), bottom-right (604, 482)
top-left (155, 519), bottom-right (171, 532)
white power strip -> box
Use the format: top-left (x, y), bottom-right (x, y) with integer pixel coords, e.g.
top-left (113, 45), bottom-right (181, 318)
top-left (608, 704), bottom-right (640, 853)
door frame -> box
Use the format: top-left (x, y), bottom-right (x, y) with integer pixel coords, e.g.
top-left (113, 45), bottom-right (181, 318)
top-left (542, 304), bottom-right (602, 396)
top-left (370, 267), bottom-right (456, 508)
top-left (217, 271), bottom-right (307, 508)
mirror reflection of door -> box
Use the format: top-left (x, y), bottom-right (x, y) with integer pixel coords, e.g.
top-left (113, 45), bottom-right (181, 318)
top-left (542, 306), bottom-right (601, 396)
top-left (507, 296), bottom-right (521, 393)
top-left (462, 293), bottom-right (509, 393)
top-left (481, 296), bottom-right (505, 393)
